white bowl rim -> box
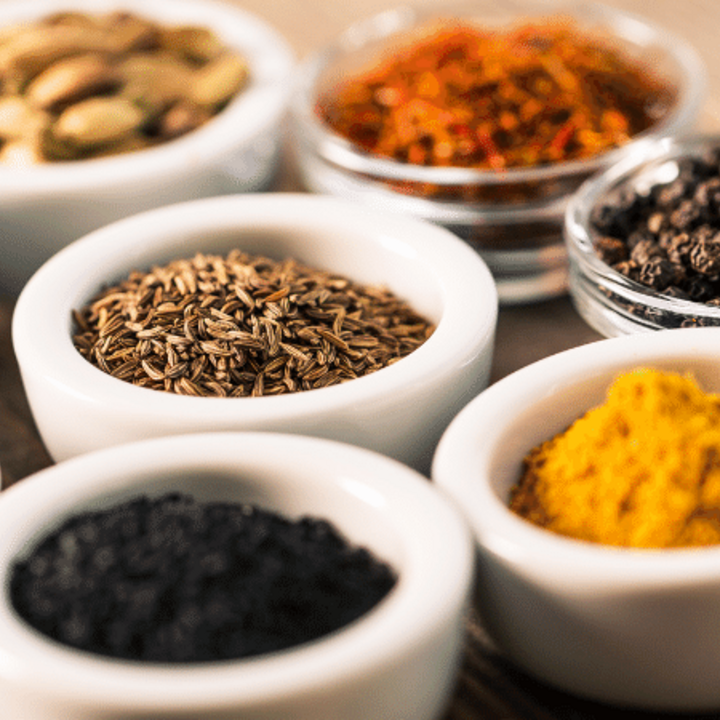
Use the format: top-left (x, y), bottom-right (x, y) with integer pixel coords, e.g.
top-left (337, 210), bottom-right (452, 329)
top-left (12, 192), bottom-right (498, 422)
top-left (0, 0), bottom-right (295, 195)
top-left (0, 431), bottom-right (475, 710)
top-left (433, 326), bottom-right (720, 583)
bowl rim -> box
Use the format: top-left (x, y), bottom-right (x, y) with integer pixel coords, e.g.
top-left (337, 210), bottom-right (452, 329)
top-left (432, 326), bottom-right (720, 583)
top-left (0, 431), bottom-right (475, 710)
top-left (290, 0), bottom-right (706, 189)
top-left (12, 192), bottom-right (498, 420)
top-left (565, 132), bottom-right (720, 323)
top-left (0, 0), bottom-right (295, 195)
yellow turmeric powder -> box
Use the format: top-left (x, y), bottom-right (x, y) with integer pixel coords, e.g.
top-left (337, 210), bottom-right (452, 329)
top-left (509, 367), bottom-right (720, 548)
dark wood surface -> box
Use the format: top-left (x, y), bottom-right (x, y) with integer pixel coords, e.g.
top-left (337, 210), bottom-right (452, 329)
top-left (2, 0), bottom-right (719, 714)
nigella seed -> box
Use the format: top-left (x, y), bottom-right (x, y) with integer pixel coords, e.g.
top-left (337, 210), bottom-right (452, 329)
top-left (9, 493), bottom-right (398, 663)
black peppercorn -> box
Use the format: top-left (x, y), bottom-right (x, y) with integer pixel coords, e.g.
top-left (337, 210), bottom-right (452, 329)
top-left (646, 211), bottom-right (667, 236)
top-left (595, 236), bottom-right (628, 265)
top-left (694, 177), bottom-right (720, 210)
top-left (689, 237), bottom-right (720, 276)
top-left (590, 146), bottom-right (720, 310)
top-left (638, 257), bottom-right (677, 290)
top-left (630, 237), bottom-right (664, 265)
top-left (669, 199), bottom-right (701, 230)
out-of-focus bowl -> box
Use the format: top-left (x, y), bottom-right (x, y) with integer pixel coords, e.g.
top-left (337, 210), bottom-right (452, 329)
top-left (0, 431), bottom-right (475, 719)
top-left (566, 133), bottom-right (720, 336)
top-left (290, 0), bottom-right (705, 304)
top-left (433, 327), bottom-right (720, 710)
top-left (0, 0), bottom-right (294, 294)
top-left (12, 192), bottom-right (498, 474)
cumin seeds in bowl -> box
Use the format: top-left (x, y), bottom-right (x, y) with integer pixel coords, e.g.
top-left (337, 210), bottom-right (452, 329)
top-left (72, 249), bottom-right (435, 397)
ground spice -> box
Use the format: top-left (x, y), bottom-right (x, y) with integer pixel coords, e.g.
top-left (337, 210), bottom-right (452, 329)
top-left (72, 250), bottom-right (434, 397)
top-left (509, 368), bottom-right (720, 548)
top-left (592, 145), bottom-right (720, 313)
top-left (319, 17), bottom-right (675, 181)
top-left (10, 492), bottom-right (397, 662)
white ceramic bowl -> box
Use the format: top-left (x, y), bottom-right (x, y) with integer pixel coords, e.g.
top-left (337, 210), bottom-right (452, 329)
top-left (0, 431), bottom-right (475, 719)
top-left (12, 192), bottom-right (498, 474)
top-left (0, 0), bottom-right (294, 294)
top-left (433, 327), bottom-right (720, 711)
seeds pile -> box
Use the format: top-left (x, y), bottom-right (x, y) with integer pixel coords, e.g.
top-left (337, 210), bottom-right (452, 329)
top-left (0, 10), bottom-right (249, 164)
top-left (592, 146), bottom-right (720, 306)
top-left (10, 492), bottom-right (398, 662)
top-left (72, 250), bottom-right (434, 397)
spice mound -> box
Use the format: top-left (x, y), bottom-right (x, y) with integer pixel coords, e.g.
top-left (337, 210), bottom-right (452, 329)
top-left (10, 492), bottom-right (397, 662)
top-left (0, 10), bottom-right (249, 165)
top-left (510, 368), bottom-right (720, 548)
top-left (72, 250), bottom-right (434, 397)
top-left (319, 17), bottom-right (675, 174)
top-left (592, 146), bottom-right (720, 308)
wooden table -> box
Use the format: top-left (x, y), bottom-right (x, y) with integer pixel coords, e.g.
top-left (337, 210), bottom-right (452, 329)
top-left (1, 0), bottom-right (719, 717)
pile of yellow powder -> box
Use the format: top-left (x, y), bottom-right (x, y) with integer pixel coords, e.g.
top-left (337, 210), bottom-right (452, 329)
top-left (509, 367), bottom-right (720, 548)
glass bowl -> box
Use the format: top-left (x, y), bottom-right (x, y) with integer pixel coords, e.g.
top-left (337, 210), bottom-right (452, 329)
top-left (289, 0), bottom-right (705, 304)
top-left (566, 134), bottom-right (720, 337)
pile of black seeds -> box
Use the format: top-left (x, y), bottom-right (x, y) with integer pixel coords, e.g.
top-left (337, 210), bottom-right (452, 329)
top-left (591, 146), bottom-right (720, 311)
top-left (9, 493), bottom-right (397, 663)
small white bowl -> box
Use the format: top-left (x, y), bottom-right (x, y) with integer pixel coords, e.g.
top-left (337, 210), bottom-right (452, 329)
top-left (433, 327), bottom-right (720, 711)
top-left (12, 193), bottom-right (498, 474)
top-left (0, 0), bottom-right (294, 294)
top-left (0, 431), bottom-right (475, 719)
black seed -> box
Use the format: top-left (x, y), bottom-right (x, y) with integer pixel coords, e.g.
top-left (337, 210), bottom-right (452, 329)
top-left (9, 493), bottom-right (397, 663)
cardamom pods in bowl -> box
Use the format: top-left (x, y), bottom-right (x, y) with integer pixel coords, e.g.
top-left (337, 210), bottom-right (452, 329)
top-left (0, 0), bottom-right (294, 294)
top-left (0, 8), bottom-right (251, 163)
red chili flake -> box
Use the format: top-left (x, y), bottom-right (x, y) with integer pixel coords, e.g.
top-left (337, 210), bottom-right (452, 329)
top-left (318, 17), bottom-right (677, 174)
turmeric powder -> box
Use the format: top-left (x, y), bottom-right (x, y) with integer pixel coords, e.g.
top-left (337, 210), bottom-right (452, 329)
top-left (509, 367), bottom-right (720, 548)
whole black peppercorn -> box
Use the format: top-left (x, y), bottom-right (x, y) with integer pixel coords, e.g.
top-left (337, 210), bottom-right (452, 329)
top-left (655, 177), bottom-right (690, 207)
top-left (612, 259), bottom-right (640, 281)
top-left (630, 237), bottom-right (664, 266)
top-left (669, 199), bottom-right (701, 231)
top-left (685, 275), bottom-right (716, 302)
top-left (595, 236), bottom-right (628, 265)
top-left (689, 237), bottom-right (720, 276)
top-left (646, 211), bottom-right (667, 236)
top-left (694, 177), bottom-right (720, 210)
top-left (590, 146), bottom-right (720, 310)
top-left (666, 232), bottom-right (693, 266)
top-left (10, 493), bottom-right (398, 663)
top-left (638, 257), bottom-right (678, 290)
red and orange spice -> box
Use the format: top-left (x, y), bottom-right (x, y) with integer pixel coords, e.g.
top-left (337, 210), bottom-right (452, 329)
top-left (318, 17), bottom-right (676, 175)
